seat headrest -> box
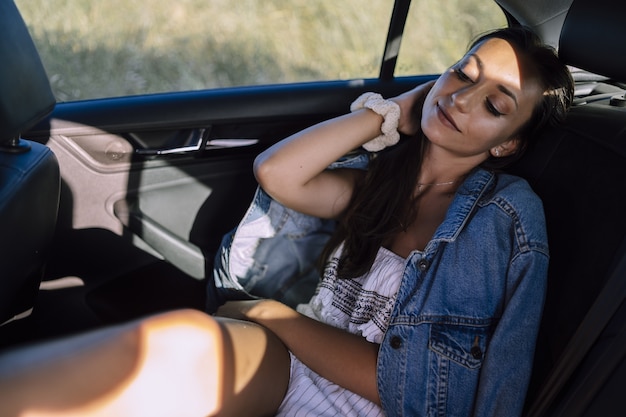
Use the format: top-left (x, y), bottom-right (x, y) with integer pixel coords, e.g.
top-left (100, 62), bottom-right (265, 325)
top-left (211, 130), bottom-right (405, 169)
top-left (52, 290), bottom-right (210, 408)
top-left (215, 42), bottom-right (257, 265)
top-left (0, 1), bottom-right (55, 142)
top-left (559, 0), bottom-right (626, 82)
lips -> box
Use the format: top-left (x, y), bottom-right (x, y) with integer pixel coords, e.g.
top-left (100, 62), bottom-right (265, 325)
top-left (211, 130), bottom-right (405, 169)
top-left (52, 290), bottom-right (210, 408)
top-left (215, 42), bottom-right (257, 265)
top-left (436, 103), bottom-right (461, 132)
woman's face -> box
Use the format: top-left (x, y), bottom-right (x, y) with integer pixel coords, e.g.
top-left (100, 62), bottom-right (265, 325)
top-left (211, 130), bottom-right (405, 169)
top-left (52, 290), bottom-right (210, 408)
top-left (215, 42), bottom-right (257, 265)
top-left (421, 37), bottom-right (543, 162)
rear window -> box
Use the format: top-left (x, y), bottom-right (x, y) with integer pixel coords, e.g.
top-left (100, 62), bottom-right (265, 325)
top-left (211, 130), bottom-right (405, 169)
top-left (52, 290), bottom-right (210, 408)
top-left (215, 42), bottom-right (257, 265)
top-left (16, 0), bottom-right (505, 102)
top-left (397, 0), bottom-right (507, 75)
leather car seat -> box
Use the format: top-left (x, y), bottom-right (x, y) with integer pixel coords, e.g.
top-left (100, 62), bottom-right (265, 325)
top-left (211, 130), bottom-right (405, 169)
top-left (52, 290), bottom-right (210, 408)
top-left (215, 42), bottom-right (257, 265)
top-left (0, 1), bottom-right (59, 325)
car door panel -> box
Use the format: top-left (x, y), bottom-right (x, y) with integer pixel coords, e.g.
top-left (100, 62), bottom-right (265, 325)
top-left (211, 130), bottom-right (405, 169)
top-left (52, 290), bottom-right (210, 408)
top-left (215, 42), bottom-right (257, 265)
top-left (25, 78), bottom-right (429, 287)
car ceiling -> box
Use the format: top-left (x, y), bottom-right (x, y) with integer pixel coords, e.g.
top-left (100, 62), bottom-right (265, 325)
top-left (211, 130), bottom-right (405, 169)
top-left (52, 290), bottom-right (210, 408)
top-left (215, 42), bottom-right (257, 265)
top-left (496, 0), bottom-right (575, 48)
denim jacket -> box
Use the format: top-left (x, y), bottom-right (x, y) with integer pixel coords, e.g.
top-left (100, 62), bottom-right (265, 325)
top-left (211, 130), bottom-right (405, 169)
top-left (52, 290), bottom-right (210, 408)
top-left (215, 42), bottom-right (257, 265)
top-left (208, 152), bottom-right (370, 311)
top-left (208, 162), bottom-right (548, 417)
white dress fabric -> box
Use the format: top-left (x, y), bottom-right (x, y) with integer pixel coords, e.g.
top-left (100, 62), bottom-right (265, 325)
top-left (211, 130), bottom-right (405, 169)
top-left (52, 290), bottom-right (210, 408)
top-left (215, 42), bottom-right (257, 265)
top-left (275, 245), bottom-right (405, 417)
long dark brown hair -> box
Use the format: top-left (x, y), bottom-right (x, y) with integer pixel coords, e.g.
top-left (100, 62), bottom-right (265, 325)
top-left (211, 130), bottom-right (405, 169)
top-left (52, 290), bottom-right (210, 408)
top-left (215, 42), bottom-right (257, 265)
top-left (320, 26), bottom-right (574, 279)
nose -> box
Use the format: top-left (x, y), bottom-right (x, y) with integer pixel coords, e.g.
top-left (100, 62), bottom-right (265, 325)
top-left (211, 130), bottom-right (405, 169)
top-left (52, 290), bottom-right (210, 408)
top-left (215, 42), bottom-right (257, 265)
top-left (451, 85), bottom-right (477, 113)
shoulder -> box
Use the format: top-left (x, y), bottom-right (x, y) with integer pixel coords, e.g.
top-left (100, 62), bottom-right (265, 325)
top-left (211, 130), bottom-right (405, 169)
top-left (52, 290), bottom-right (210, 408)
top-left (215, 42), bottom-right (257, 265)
top-left (481, 171), bottom-right (548, 252)
top-left (486, 172), bottom-right (543, 214)
top-left (462, 168), bottom-right (543, 214)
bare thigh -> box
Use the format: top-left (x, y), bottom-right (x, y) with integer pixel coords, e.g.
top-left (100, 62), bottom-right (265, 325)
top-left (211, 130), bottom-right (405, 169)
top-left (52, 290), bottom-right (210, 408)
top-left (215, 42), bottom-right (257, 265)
top-left (215, 317), bottom-right (291, 417)
top-left (0, 309), bottom-right (290, 417)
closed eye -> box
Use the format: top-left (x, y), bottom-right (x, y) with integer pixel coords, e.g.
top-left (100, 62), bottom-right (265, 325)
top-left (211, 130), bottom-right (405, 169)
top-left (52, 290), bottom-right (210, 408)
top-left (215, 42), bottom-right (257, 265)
top-left (454, 67), bottom-right (473, 83)
top-left (485, 99), bottom-right (503, 117)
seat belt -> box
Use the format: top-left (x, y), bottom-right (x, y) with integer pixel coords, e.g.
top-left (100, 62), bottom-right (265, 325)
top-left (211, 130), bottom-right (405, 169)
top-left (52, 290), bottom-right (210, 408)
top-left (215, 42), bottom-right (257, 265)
top-left (526, 237), bottom-right (626, 417)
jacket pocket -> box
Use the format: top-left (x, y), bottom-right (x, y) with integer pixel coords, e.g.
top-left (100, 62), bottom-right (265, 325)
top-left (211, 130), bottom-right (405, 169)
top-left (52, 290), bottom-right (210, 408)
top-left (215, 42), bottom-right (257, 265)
top-left (429, 321), bottom-right (492, 370)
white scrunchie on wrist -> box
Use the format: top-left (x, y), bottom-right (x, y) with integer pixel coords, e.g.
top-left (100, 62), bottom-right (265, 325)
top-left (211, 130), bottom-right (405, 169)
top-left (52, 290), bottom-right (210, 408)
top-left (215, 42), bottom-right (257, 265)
top-left (350, 92), bottom-right (401, 152)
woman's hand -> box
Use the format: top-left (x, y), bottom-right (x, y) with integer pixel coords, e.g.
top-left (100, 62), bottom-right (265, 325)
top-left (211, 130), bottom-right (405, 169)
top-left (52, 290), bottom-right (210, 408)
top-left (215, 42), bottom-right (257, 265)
top-left (391, 80), bottom-right (435, 135)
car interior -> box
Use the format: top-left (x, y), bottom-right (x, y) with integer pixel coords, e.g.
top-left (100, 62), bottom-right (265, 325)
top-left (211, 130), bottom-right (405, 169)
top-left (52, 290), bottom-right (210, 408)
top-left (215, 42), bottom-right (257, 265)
top-left (0, 0), bottom-right (59, 329)
top-left (1, 0), bottom-right (625, 415)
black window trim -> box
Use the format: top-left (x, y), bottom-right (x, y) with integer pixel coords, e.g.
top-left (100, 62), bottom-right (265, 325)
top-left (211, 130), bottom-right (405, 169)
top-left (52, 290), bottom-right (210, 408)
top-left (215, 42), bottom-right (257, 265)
top-left (380, 0), bottom-right (412, 80)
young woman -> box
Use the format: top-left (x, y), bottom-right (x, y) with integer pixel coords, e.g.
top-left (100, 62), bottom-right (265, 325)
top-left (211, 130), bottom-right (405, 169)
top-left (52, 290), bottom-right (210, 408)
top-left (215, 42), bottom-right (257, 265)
top-left (0, 27), bottom-right (573, 417)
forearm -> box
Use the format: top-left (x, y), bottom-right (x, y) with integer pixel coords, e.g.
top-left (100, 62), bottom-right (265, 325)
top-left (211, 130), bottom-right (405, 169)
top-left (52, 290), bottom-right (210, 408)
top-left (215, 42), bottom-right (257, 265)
top-left (253, 109), bottom-right (383, 217)
top-left (252, 82), bottom-right (434, 217)
top-left (218, 299), bottom-right (381, 405)
top-left (255, 109), bottom-right (382, 184)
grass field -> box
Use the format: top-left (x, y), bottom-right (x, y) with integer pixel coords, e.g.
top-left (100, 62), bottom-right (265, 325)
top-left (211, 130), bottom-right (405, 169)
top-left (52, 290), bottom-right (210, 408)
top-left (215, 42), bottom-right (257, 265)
top-left (15, 0), bottom-right (505, 102)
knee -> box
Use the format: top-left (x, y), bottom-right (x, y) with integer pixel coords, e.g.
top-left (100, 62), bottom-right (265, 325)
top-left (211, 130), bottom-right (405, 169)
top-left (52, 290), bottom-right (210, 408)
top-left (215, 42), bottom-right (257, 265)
top-left (128, 309), bottom-right (225, 416)
top-left (135, 308), bottom-right (224, 354)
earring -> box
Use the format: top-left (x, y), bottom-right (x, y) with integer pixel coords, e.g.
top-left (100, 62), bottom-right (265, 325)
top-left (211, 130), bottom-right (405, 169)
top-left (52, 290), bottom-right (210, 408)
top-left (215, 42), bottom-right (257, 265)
top-left (494, 148), bottom-right (500, 157)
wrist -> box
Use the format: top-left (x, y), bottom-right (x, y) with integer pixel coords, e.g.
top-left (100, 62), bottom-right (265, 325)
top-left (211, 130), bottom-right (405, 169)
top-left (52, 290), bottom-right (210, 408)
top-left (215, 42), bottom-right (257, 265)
top-left (350, 92), bottom-right (401, 151)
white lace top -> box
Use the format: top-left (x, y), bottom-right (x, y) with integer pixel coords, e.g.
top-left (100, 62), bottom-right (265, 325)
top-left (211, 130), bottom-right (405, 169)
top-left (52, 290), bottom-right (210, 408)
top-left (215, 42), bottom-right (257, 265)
top-left (276, 245), bottom-right (406, 417)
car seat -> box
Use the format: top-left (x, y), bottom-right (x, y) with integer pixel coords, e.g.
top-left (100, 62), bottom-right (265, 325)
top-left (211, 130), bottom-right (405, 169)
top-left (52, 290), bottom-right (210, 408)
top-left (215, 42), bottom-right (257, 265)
top-left (0, 1), bottom-right (59, 325)
top-left (505, 0), bottom-right (626, 415)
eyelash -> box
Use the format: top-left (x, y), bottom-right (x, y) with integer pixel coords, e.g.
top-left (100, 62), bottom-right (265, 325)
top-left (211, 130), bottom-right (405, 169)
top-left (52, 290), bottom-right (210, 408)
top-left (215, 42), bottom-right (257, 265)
top-left (454, 67), bottom-right (503, 117)
top-left (454, 67), bottom-right (471, 82)
top-left (485, 99), bottom-right (503, 117)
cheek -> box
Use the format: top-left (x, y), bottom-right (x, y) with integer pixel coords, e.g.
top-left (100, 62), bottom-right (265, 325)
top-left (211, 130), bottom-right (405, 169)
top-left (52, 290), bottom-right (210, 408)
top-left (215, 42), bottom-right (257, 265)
top-left (420, 107), bottom-right (440, 141)
top-left (420, 106), bottom-right (431, 132)
top-left (420, 88), bottom-right (442, 131)
top-left (473, 121), bottom-right (518, 150)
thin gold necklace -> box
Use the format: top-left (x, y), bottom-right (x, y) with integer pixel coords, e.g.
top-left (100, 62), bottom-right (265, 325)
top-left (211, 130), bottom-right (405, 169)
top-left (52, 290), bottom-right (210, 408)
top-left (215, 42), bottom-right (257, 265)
top-left (416, 179), bottom-right (457, 191)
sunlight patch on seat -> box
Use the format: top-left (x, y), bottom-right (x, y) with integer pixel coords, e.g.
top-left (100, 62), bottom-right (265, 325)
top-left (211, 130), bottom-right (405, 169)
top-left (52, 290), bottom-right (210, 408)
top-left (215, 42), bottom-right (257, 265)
top-left (39, 276), bottom-right (85, 290)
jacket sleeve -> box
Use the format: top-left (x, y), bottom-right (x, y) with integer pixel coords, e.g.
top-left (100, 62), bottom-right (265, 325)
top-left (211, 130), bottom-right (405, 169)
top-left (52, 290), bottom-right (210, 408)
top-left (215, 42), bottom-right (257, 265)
top-left (472, 249), bottom-right (549, 417)
top-left (207, 151), bottom-right (373, 314)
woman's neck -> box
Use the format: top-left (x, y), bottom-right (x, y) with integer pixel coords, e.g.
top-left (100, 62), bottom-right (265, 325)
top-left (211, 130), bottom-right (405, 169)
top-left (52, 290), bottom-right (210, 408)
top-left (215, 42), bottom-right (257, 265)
top-left (417, 142), bottom-right (483, 187)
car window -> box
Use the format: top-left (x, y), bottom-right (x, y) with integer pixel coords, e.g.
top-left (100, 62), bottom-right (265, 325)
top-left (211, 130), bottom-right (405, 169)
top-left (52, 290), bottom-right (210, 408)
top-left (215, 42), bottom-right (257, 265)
top-left (15, 0), bottom-right (393, 102)
top-left (16, 0), bottom-right (505, 102)
top-left (396, 0), bottom-right (507, 75)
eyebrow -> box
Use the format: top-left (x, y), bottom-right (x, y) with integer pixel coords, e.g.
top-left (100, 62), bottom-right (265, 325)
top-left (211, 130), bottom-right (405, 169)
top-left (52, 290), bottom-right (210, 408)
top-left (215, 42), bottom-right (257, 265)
top-left (498, 85), bottom-right (519, 110)
top-left (470, 53), bottom-right (519, 110)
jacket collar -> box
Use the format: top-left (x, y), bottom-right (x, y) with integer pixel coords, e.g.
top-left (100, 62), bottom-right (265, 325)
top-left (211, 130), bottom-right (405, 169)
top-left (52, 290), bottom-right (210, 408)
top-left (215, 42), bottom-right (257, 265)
top-left (426, 168), bottom-right (495, 249)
